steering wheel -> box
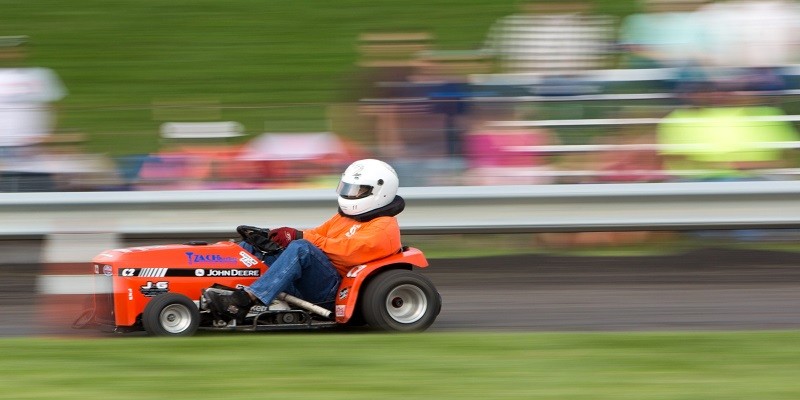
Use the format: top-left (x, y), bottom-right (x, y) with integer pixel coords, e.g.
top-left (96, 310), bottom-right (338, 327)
top-left (236, 225), bottom-right (270, 239)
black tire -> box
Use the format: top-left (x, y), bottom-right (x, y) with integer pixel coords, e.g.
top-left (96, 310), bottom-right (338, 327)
top-left (360, 270), bottom-right (441, 332)
top-left (142, 293), bottom-right (200, 337)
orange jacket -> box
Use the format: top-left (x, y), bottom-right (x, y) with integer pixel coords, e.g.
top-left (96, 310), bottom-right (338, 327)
top-left (302, 213), bottom-right (402, 276)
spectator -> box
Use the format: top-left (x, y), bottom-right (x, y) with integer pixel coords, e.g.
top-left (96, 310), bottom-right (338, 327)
top-left (619, 0), bottom-right (707, 70)
top-left (483, 1), bottom-right (616, 75)
top-left (700, 0), bottom-right (800, 69)
top-left (0, 36), bottom-right (67, 191)
top-left (697, 0), bottom-right (800, 90)
top-left (463, 104), bottom-right (559, 185)
top-left (588, 108), bottom-right (667, 183)
top-left (346, 32), bottom-right (492, 186)
top-left (618, 0), bottom-right (708, 91)
top-left (346, 32), bottom-right (433, 160)
top-left (411, 50), bottom-right (490, 159)
top-left (657, 81), bottom-right (800, 181)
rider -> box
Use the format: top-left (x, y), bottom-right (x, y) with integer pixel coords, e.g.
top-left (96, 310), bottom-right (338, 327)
top-left (205, 159), bottom-right (405, 320)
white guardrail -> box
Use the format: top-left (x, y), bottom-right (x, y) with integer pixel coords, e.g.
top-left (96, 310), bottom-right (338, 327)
top-left (3, 181), bottom-right (800, 237)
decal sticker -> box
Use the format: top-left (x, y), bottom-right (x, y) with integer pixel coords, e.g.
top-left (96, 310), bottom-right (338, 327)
top-left (94, 264), bottom-right (99, 274)
top-left (185, 252), bottom-right (238, 265)
top-left (344, 225), bottom-right (361, 238)
top-left (102, 265), bottom-right (113, 277)
top-left (335, 305), bottom-right (346, 318)
top-left (138, 268), bottom-right (167, 278)
top-left (140, 281), bottom-right (169, 297)
top-left (351, 163), bottom-right (364, 177)
top-left (118, 268), bottom-right (260, 277)
top-left (239, 251), bottom-right (259, 268)
top-left (346, 265), bottom-right (366, 278)
top-left (338, 287), bottom-right (350, 300)
top-left (203, 269), bottom-right (260, 277)
top-left (249, 305), bottom-right (269, 314)
top-left (128, 288), bottom-right (133, 301)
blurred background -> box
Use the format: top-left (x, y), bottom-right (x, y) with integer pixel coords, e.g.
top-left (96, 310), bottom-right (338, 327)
top-left (3, 0), bottom-right (800, 336)
top-left (2, 0), bottom-right (800, 191)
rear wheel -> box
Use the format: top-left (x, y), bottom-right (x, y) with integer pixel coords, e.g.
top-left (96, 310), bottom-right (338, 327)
top-left (361, 270), bottom-right (441, 332)
top-left (142, 293), bottom-right (200, 336)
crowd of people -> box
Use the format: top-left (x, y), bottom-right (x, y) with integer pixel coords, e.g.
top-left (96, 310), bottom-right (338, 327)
top-left (3, 0), bottom-right (800, 191)
top-left (350, 0), bottom-right (800, 187)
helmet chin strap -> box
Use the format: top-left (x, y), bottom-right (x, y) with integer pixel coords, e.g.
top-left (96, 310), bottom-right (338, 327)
top-left (338, 196), bottom-right (405, 222)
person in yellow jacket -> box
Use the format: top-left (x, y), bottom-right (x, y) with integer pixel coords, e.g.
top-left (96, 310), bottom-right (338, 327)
top-left (657, 83), bottom-right (799, 181)
top-left (206, 159), bottom-right (404, 320)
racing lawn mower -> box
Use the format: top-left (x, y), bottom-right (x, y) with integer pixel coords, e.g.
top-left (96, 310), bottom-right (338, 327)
top-left (76, 227), bottom-right (441, 336)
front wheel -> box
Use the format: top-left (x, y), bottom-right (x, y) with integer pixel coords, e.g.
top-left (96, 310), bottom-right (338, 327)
top-left (361, 270), bottom-right (441, 332)
top-left (142, 293), bottom-right (200, 336)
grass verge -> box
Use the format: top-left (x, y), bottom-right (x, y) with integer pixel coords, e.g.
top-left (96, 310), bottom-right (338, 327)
top-left (1, 331), bottom-right (799, 399)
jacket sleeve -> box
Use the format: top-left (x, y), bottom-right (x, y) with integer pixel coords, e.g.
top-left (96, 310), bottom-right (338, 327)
top-left (303, 216), bottom-right (402, 270)
top-left (303, 213), bottom-right (337, 238)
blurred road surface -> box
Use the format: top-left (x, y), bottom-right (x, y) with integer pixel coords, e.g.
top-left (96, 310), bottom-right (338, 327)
top-left (425, 249), bottom-right (800, 332)
top-left (1, 240), bottom-right (799, 336)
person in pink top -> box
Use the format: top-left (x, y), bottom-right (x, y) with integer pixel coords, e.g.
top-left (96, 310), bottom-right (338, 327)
top-left (463, 106), bottom-right (558, 185)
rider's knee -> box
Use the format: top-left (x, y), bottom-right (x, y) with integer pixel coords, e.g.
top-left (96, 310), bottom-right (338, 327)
top-left (285, 239), bottom-right (313, 251)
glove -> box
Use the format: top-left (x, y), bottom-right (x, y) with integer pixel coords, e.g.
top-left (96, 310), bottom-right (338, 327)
top-left (270, 227), bottom-right (302, 248)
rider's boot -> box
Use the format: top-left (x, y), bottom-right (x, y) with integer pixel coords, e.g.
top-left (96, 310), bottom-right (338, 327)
top-left (205, 289), bottom-right (254, 322)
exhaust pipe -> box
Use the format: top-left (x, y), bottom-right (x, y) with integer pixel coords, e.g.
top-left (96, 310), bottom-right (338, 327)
top-left (278, 292), bottom-right (333, 319)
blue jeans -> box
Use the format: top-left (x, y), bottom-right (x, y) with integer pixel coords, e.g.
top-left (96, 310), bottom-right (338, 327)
top-left (239, 239), bottom-right (341, 309)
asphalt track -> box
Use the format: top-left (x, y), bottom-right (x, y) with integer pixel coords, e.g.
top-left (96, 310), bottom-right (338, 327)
top-left (2, 244), bottom-right (800, 336)
top-left (425, 248), bottom-right (800, 332)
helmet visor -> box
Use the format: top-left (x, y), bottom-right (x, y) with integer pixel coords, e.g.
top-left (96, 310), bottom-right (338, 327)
top-left (337, 181), bottom-right (373, 199)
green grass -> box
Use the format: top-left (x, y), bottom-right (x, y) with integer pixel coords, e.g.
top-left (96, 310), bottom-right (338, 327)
top-left (0, 0), bottom-right (640, 156)
top-left (1, 331), bottom-right (799, 399)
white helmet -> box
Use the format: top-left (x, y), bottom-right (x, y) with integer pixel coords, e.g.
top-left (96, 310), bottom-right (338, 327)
top-left (337, 159), bottom-right (399, 216)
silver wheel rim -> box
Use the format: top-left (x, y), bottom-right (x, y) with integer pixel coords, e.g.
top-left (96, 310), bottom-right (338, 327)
top-left (385, 284), bottom-right (427, 324)
top-left (159, 304), bottom-right (193, 334)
